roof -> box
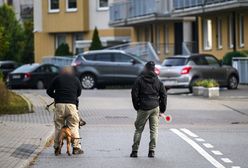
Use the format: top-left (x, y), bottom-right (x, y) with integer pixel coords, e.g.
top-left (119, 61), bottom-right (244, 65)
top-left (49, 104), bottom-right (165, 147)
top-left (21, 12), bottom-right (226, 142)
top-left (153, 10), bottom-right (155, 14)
top-left (83, 49), bottom-right (126, 55)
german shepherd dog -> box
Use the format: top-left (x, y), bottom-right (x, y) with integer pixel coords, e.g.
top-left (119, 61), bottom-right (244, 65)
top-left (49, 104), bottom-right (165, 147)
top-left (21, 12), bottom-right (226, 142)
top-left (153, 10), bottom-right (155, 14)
top-left (55, 126), bottom-right (76, 156)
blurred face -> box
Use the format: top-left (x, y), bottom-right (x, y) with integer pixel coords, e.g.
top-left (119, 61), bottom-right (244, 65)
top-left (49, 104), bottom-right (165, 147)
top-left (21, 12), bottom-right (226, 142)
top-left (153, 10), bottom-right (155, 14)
top-left (61, 67), bottom-right (74, 75)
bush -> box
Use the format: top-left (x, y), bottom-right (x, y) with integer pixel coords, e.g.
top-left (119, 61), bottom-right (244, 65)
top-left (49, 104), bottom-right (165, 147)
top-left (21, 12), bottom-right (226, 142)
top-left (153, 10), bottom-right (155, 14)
top-left (89, 27), bottom-right (103, 50)
top-left (55, 43), bottom-right (72, 56)
top-left (194, 79), bottom-right (219, 88)
top-left (222, 51), bottom-right (247, 65)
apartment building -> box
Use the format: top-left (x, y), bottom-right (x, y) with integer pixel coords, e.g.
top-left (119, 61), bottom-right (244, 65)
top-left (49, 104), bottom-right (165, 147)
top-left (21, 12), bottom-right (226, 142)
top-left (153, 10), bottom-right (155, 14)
top-left (173, 0), bottom-right (248, 59)
top-left (109, 0), bottom-right (196, 60)
top-left (34, 0), bottom-right (131, 63)
top-left (0, 0), bottom-right (33, 21)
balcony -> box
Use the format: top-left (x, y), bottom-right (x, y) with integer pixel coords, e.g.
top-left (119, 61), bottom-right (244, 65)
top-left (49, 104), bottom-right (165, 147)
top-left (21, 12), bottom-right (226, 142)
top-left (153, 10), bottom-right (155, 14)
top-left (173, 0), bottom-right (248, 16)
top-left (109, 0), bottom-right (175, 27)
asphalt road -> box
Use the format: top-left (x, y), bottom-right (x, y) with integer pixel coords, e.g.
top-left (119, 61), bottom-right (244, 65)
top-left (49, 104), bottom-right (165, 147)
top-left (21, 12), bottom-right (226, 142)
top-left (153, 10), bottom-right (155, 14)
top-left (28, 88), bottom-right (248, 168)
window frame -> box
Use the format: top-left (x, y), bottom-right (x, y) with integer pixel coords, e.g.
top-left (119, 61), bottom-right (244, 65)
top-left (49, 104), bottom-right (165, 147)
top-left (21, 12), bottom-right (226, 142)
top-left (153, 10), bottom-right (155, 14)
top-left (203, 18), bottom-right (213, 51)
top-left (48, 0), bottom-right (60, 13)
top-left (97, 0), bottom-right (109, 11)
top-left (66, 0), bottom-right (78, 12)
top-left (216, 17), bottom-right (223, 49)
top-left (55, 34), bottom-right (66, 49)
top-left (239, 14), bottom-right (245, 48)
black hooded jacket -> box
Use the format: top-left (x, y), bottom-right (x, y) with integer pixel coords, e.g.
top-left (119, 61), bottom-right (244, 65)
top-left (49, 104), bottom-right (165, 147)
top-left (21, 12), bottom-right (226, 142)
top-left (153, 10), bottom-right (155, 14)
top-left (131, 71), bottom-right (167, 113)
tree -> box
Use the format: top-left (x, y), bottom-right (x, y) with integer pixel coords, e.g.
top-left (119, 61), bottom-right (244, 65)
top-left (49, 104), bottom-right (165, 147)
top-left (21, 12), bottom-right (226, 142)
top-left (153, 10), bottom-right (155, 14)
top-left (0, 4), bottom-right (24, 61)
top-left (20, 20), bottom-right (34, 63)
top-left (55, 43), bottom-right (72, 56)
top-left (89, 27), bottom-right (103, 50)
top-left (0, 26), bottom-right (9, 59)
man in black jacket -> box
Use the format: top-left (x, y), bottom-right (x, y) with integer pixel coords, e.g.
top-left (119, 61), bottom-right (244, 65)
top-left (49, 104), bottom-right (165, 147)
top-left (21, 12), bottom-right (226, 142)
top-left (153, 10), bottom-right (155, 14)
top-left (130, 61), bottom-right (167, 158)
top-left (47, 66), bottom-right (83, 155)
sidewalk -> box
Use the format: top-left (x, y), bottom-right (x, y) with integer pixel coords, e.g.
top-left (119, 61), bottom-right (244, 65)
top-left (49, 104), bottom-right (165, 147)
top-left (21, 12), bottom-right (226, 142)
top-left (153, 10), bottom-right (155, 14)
top-left (0, 91), bottom-right (54, 168)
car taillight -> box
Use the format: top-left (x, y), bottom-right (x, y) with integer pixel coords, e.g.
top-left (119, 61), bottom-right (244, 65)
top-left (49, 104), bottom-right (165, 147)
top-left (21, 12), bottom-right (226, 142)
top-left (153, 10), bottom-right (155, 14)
top-left (24, 73), bottom-right (31, 78)
top-left (180, 66), bottom-right (192, 75)
top-left (155, 67), bottom-right (160, 75)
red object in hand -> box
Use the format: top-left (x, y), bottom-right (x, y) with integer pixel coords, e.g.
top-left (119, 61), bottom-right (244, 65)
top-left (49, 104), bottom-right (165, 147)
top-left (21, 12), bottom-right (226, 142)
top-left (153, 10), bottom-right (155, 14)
top-left (160, 114), bottom-right (172, 123)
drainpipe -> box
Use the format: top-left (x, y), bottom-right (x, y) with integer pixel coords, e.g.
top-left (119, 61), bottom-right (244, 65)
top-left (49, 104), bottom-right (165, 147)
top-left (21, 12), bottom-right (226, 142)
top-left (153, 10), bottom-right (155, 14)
top-left (232, 11), bottom-right (237, 52)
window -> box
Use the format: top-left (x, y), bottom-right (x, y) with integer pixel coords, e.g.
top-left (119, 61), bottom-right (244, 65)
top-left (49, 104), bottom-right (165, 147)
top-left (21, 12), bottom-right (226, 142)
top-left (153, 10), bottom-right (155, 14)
top-left (228, 15), bottom-right (234, 48)
top-left (50, 66), bottom-right (59, 73)
top-left (164, 24), bottom-right (169, 54)
top-left (216, 18), bottom-right (223, 49)
top-left (203, 19), bottom-right (212, 50)
top-left (97, 0), bottom-right (108, 10)
top-left (205, 56), bottom-right (220, 67)
top-left (55, 34), bottom-right (66, 49)
top-left (95, 54), bottom-right (113, 62)
top-left (162, 58), bottom-right (187, 66)
top-left (113, 54), bottom-right (132, 63)
top-left (192, 56), bottom-right (208, 65)
top-left (48, 0), bottom-right (59, 13)
top-left (66, 0), bottom-right (77, 12)
top-left (239, 15), bottom-right (245, 48)
top-left (83, 54), bottom-right (96, 61)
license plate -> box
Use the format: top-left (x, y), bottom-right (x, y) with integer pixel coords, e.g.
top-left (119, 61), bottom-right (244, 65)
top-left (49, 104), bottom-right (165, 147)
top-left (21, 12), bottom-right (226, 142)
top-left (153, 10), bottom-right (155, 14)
top-left (163, 80), bottom-right (177, 85)
top-left (12, 75), bottom-right (21, 79)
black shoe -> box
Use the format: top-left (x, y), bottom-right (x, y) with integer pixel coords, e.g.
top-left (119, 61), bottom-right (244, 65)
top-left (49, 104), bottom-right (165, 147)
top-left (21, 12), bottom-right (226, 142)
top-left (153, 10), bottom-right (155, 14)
top-left (130, 151), bottom-right (138, 158)
top-left (148, 150), bottom-right (155, 158)
top-left (54, 147), bottom-right (60, 156)
top-left (73, 147), bottom-right (84, 155)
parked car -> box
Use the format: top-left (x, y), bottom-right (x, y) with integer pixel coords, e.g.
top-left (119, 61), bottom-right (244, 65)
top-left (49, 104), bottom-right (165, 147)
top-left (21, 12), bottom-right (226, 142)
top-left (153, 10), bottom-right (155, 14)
top-left (72, 50), bottom-right (147, 89)
top-left (0, 61), bottom-right (18, 81)
top-left (159, 54), bottom-right (239, 92)
top-left (8, 63), bottom-right (60, 89)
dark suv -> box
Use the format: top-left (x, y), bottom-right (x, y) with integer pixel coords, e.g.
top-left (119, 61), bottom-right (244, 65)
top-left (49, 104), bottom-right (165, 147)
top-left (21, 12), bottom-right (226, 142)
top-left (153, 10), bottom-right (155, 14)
top-left (72, 50), bottom-right (145, 89)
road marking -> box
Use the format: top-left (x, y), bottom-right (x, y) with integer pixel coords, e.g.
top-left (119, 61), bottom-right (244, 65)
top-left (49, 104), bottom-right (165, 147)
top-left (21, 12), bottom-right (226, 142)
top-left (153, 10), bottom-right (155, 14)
top-left (195, 138), bottom-right (205, 142)
top-left (203, 143), bottom-right (214, 148)
top-left (170, 129), bottom-right (225, 168)
top-left (232, 166), bottom-right (241, 168)
top-left (221, 158), bottom-right (233, 163)
top-left (211, 150), bottom-right (223, 156)
top-left (180, 128), bottom-right (199, 138)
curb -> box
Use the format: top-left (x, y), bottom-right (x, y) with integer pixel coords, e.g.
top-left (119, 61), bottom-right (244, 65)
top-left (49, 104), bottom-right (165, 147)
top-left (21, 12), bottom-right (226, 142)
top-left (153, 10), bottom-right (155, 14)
top-left (17, 93), bottom-right (33, 113)
top-left (22, 128), bottom-right (54, 168)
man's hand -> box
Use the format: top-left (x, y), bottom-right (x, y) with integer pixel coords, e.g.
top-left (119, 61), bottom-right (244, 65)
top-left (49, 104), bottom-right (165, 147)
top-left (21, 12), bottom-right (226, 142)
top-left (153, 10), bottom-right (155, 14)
top-left (159, 113), bottom-right (164, 117)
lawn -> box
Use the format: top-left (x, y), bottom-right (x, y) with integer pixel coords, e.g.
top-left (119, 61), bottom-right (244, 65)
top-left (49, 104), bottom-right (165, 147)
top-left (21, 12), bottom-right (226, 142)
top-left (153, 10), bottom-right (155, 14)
top-left (0, 80), bottom-right (32, 115)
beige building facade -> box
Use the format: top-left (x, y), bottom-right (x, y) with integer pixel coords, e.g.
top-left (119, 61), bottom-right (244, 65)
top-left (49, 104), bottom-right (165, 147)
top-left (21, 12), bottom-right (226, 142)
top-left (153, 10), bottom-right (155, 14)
top-left (34, 0), bottom-right (131, 63)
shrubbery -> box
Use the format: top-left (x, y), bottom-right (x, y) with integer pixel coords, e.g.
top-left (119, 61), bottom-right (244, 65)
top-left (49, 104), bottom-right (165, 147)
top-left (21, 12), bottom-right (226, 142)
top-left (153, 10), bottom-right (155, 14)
top-left (89, 27), bottom-right (103, 50)
top-left (222, 51), bottom-right (247, 66)
top-left (194, 79), bottom-right (219, 88)
top-left (55, 43), bottom-right (72, 56)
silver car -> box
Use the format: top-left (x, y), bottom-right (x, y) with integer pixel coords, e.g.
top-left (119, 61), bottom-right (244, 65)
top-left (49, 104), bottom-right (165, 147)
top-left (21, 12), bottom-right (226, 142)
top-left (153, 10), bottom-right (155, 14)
top-left (72, 50), bottom-right (146, 89)
top-left (159, 54), bottom-right (239, 92)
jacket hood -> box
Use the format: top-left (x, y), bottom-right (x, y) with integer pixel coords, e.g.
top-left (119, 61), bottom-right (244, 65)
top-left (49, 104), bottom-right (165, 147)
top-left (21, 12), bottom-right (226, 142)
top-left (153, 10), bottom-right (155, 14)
top-left (140, 71), bottom-right (157, 83)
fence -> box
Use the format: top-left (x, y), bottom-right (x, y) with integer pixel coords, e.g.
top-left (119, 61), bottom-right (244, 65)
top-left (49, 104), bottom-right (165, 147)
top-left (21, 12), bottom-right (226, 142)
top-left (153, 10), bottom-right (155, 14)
top-left (42, 56), bottom-right (74, 67)
top-left (232, 57), bottom-right (248, 84)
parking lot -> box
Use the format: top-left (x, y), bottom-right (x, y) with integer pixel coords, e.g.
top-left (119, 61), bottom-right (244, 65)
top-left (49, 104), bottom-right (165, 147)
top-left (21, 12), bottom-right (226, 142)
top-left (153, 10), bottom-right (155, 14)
top-left (21, 86), bottom-right (248, 168)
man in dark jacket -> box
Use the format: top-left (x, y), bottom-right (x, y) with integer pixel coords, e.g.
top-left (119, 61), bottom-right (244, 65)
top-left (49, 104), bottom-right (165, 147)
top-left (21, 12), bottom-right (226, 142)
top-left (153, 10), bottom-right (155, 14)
top-left (47, 66), bottom-right (83, 155)
top-left (130, 61), bottom-right (167, 158)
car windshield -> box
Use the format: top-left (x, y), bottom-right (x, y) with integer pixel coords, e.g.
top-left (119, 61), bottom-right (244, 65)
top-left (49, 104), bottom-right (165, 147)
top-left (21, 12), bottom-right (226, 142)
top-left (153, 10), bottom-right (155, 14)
top-left (12, 64), bottom-right (39, 73)
top-left (162, 57), bottom-right (187, 66)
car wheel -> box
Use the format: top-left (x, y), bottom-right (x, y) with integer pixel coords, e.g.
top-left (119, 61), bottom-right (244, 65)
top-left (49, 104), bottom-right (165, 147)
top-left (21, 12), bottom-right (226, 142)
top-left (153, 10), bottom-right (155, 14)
top-left (81, 74), bottom-right (96, 89)
top-left (189, 78), bottom-right (198, 93)
top-left (36, 80), bottom-right (44, 89)
top-left (228, 75), bottom-right (238, 89)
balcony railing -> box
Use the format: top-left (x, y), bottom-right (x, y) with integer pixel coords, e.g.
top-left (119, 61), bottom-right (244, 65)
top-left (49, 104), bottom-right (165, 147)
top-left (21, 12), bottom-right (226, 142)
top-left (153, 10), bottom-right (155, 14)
top-left (110, 0), bottom-right (172, 23)
top-left (173, 0), bottom-right (237, 10)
